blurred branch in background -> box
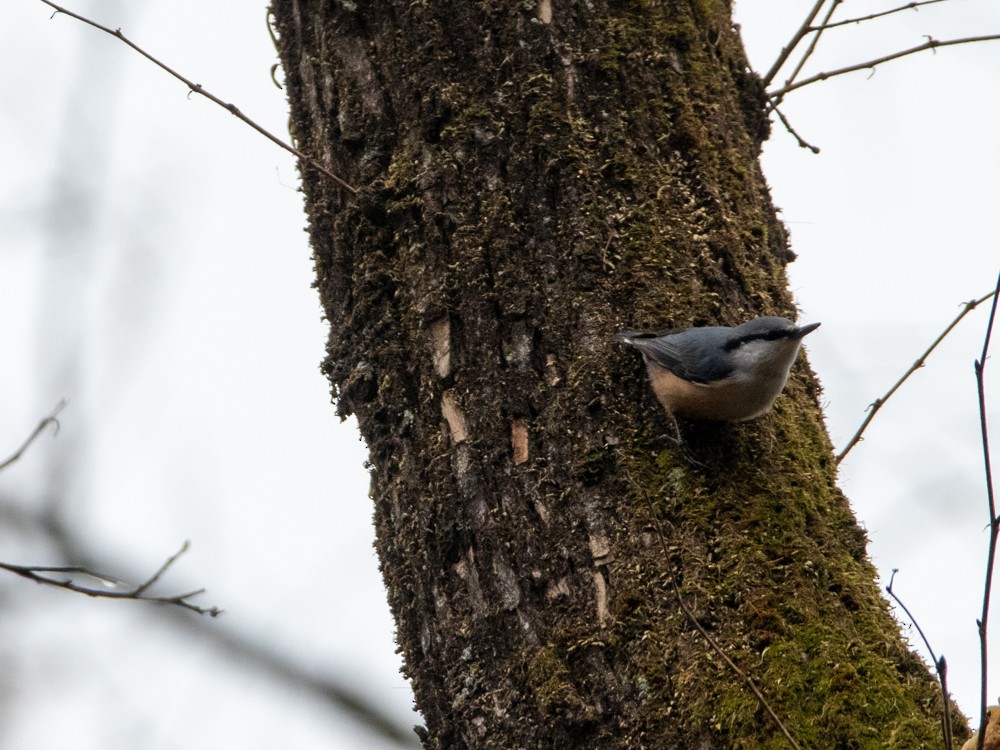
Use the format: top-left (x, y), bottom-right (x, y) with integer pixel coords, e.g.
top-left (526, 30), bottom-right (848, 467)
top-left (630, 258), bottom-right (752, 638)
top-left (38, 501), bottom-right (418, 747)
top-left (0, 400), bottom-right (66, 472)
top-left (1, 406), bottom-right (220, 615)
top-left (9, 2), bottom-right (416, 747)
top-left (0, 408), bottom-right (419, 748)
top-left (159, 606), bottom-right (421, 748)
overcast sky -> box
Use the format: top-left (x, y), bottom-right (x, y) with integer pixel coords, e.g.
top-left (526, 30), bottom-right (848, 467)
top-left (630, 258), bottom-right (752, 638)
top-left (2, 1), bottom-right (999, 747)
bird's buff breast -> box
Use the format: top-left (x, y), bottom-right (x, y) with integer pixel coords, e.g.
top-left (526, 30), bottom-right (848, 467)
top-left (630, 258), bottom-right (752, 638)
top-left (646, 366), bottom-right (784, 421)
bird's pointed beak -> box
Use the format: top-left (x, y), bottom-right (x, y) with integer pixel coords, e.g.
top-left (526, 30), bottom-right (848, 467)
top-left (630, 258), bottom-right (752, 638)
top-left (793, 322), bottom-right (821, 339)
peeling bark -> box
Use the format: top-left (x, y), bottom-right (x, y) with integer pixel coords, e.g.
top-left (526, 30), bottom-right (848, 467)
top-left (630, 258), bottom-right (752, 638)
top-left (271, 1), bottom-right (965, 747)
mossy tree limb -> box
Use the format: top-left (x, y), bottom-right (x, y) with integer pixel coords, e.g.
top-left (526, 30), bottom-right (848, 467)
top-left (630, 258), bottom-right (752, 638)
top-left (270, 1), bottom-right (965, 747)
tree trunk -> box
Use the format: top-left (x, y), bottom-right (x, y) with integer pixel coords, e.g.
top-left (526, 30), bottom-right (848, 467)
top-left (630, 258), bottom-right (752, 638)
top-left (271, 1), bottom-right (963, 747)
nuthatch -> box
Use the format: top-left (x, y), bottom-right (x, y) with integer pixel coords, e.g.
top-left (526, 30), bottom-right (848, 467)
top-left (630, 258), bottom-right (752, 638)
top-left (963, 705), bottom-right (1000, 750)
top-left (615, 316), bottom-right (820, 421)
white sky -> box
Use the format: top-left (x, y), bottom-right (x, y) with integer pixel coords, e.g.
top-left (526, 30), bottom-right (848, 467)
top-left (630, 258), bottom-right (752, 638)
top-left (1, 0), bottom-right (999, 746)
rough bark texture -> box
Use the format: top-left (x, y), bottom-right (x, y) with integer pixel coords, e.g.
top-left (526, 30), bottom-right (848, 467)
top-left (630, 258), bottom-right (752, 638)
top-left (271, 1), bottom-right (966, 747)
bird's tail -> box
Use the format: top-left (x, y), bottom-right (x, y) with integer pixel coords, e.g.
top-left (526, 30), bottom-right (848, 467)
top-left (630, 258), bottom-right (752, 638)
top-left (614, 330), bottom-right (646, 344)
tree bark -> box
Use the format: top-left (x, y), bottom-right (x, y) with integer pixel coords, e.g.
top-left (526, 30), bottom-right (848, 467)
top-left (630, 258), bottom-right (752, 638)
top-left (271, 1), bottom-right (964, 747)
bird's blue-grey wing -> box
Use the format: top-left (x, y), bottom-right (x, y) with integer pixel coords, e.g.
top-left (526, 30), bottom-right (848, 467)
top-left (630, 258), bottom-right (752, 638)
top-left (620, 328), bottom-right (734, 384)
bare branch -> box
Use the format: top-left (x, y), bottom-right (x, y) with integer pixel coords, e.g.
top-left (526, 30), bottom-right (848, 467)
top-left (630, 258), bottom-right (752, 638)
top-left (768, 35), bottom-right (1000, 99)
top-left (815, 0), bottom-right (950, 32)
top-left (837, 289), bottom-right (998, 465)
top-left (0, 542), bottom-right (221, 616)
top-left (1, 405), bottom-right (220, 615)
top-left (762, 0), bottom-right (828, 87)
top-left (772, 108), bottom-right (820, 154)
top-left (132, 540), bottom-right (191, 596)
top-left (37, 0), bottom-right (358, 194)
top-left (770, 0), bottom-right (842, 113)
top-left (764, 0), bottom-right (952, 110)
top-left (0, 400), bottom-right (67, 472)
top-left (885, 570), bottom-right (954, 750)
top-left (976, 270), bottom-right (1000, 750)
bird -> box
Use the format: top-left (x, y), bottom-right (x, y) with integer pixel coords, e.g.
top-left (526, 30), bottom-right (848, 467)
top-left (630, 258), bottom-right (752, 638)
top-left (615, 315), bottom-right (820, 422)
top-left (963, 705), bottom-right (1000, 750)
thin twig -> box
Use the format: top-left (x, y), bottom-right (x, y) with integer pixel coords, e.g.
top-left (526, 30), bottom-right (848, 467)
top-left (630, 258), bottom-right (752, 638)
top-left (762, 0), bottom-right (828, 87)
top-left (975, 270), bottom-right (1000, 750)
top-left (772, 107), bottom-right (820, 154)
top-left (885, 569), bottom-right (953, 750)
top-left (38, 0), bottom-right (358, 194)
top-left (770, 0), bottom-right (841, 113)
top-left (643, 505), bottom-right (802, 750)
top-left (767, 0), bottom-right (948, 114)
top-left (939, 657), bottom-right (954, 750)
top-left (132, 540), bottom-right (192, 596)
top-left (0, 400), bottom-right (68, 472)
top-left (768, 35), bottom-right (1000, 99)
top-left (837, 290), bottom-right (998, 465)
top-left (0, 542), bottom-right (221, 616)
top-left (815, 0), bottom-right (949, 32)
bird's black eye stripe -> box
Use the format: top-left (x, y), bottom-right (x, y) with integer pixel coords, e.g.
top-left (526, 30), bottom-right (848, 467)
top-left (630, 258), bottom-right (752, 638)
top-left (724, 330), bottom-right (791, 350)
